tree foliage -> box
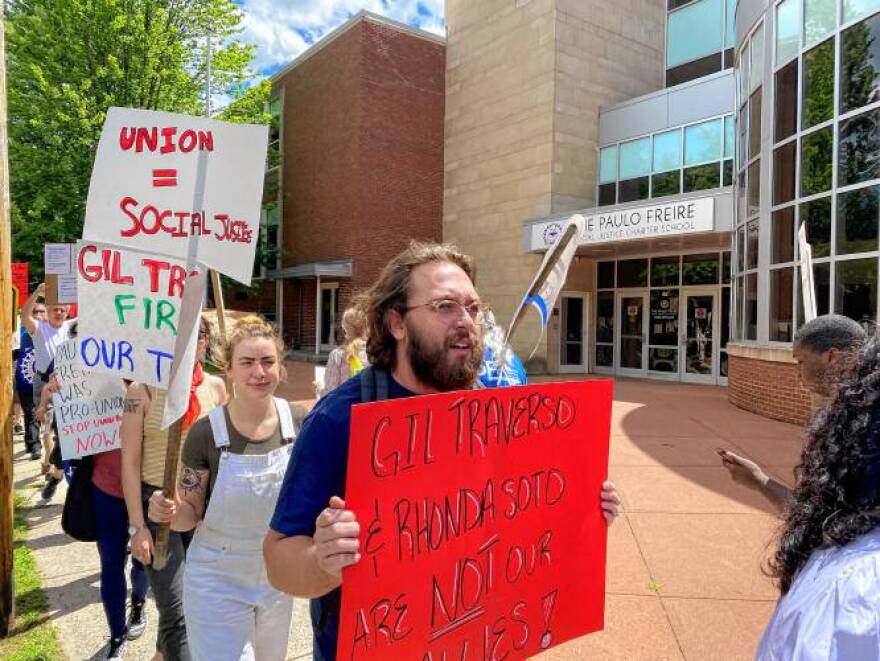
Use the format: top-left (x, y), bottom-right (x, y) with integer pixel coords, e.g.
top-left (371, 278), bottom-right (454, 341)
top-left (219, 78), bottom-right (271, 125)
top-left (7, 0), bottom-right (256, 279)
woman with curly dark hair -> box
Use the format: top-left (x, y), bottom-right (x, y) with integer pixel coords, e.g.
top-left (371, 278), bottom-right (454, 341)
top-left (757, 331), bottom-right (880, 660)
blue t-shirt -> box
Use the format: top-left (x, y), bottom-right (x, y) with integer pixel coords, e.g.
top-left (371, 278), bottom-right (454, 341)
top-left (270, 370), bottom-right (414, 661)
top-left (14, 326), bottom-right (36, 394)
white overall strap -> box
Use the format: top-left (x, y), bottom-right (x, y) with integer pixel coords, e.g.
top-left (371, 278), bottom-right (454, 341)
top-left (273, 397), bottom-right (295, 442)
top-left (208, 405), bottom-right (231, 449)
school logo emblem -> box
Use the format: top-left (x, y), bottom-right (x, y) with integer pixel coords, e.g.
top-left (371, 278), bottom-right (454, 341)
top-left (542, 222), bottom-right (563, 246)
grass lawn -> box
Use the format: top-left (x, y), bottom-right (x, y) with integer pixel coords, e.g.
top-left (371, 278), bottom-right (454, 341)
top-left (0, 494), bottom-right (65, 661)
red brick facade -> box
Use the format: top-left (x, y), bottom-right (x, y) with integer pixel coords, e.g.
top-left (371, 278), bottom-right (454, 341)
top-left (226, 281), bottom-right (276, 319)
top-left (267, 17), bottom-right (445, 352)
top-left (728, 354), bottom-right (813, 425)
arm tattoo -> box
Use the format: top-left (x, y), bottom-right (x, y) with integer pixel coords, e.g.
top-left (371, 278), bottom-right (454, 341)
top-left (179, 468), bottom-right (204, 495)
top-left (123, 397), bottom-right (142, 413)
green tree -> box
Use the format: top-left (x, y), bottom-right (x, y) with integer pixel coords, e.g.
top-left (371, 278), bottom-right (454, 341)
top-left (219, 78), bottom-right (271, 125)
top-left (7, 0), bottom-right (256, 280)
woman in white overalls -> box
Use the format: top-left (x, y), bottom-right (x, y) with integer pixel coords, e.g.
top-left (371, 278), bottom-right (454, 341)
top-left (148, 315), bottom-right (296, 660)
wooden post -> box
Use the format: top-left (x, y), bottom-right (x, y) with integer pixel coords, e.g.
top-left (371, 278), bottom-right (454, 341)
top-left (151, 418), bottom-right (183, 571)
top-left (210, 269), bottom-right (227, 340)
top-left (0, 1), bottom-right (15, 637)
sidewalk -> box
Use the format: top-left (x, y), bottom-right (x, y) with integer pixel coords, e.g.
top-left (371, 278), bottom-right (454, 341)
top-left (13, 434), bottom-right (312, 660)
top-left (13, 371), bottom-right (802, 659)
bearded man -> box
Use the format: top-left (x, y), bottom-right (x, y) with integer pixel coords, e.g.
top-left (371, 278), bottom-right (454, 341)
top-left (264, 241), bottom-right (620, 660)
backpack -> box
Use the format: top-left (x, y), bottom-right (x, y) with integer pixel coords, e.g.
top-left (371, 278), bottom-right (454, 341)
top-left (359, 366), bottom-right (389, 403)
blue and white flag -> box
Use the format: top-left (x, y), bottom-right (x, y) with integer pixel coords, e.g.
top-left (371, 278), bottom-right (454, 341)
top-left (506, 214), bottom-right (584, 358)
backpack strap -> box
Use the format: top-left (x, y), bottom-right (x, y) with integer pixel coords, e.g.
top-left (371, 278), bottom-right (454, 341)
top-left (208, 406), bottom-right (230, 449)
top-left (360, 366), bottom-right (391, 403)
top-left (273, 397), bottom-right (296, 442)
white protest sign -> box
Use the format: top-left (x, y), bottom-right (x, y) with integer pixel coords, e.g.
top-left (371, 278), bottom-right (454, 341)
top-left (44, 243), bottom-right (73, 275)
top-left (51, 339), bottom-right (127, 459)
top-left (75, 240), bottom-right (207, 388)
top-left (82, 107), bottom-right (269, 285)
top-left (798, 223), bottom-right (817, 323)
top-left (57, 274), bottom-right (78, 303)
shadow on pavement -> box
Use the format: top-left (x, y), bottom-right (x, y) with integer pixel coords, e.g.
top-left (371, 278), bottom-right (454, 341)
top-left (42, 572), bottom-right (101, 620)
top-left (24, 531), bottom-right (74, 552)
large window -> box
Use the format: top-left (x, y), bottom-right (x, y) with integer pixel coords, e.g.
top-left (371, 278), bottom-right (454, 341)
top-left (619, 138), bottom-right (651, 203)
top-left (738, 1), bottom-right (880, 343)
top-left (735, 22), bottom-right (764, 341)
top-left (598, 115), bottom-right (732, 206)
top-left (256, 94), bottom-right (283, 280)
top-left (666, 0), bottom-right (736, 86)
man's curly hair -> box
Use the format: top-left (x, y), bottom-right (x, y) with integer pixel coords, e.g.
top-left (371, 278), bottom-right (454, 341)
top-left (770, 331), bottom-right (880, 594)
top-left (358, 241), bottom-right (475, 370)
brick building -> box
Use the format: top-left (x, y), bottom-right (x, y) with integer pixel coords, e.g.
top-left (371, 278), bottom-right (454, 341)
top-left (232, 11), bottom-right (444, 355)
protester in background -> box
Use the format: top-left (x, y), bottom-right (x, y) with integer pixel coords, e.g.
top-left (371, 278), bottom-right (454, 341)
top-left (148, 316), bottom-right (297, 661)
top-left (263, 241), bottom-right (620, 661)
top-left (21, 282), bottom-right (75, 465)
top-left (34, 319), bottom-right (83, 505)
top-left (92, 445), bottom-right (151, 659)
top-left (122, 315), bottom-right (227, 661)
top-left (317, 306), bottom-right (368, 398)
top-left (757, 332), bottom-right (880, 659)
top-left (13, 301), bottom-right (46, 458)
top-left (718, 314), bottom-right (866, 512)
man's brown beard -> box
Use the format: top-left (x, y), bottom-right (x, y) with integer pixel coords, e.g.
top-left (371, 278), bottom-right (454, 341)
top-left (406, 321), bottom-right (482, 391)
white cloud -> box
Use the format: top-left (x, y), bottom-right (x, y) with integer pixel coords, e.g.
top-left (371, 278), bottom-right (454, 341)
top-left (239, 0), bottom-right (446, 75)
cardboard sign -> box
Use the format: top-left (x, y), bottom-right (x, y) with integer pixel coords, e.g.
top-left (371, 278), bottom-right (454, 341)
top-left (44, 243), bottom-right (73, 275)
top-left (83, 107), bottom-right (269, 284)
top-left (11, 262), bottom-right (28, 307)
top-left (51, 339), bottom-right (127, 459)
top-left (338, 381), bottom-right (613, 660)
top-left (75, 240), bottom-right (207, 388)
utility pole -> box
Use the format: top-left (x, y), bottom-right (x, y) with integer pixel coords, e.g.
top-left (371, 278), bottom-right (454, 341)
top-left (205, 31), bottom-right (212, 117)
top-left (204, 28), bottom-right (227, 343)
top-left (0, 1), bottom-right (16, 637)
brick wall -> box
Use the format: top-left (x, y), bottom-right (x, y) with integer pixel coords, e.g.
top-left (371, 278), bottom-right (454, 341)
top-left (225, 280), bottom-right (276, 319)
top-left (728, 354), bottom-right (813, 425)
top-left (283, 279), bottom-right (316, 351)
top-left (352, 21), bottom-right (444, 291)
top-left (270, 17), bottom-right (445, 345)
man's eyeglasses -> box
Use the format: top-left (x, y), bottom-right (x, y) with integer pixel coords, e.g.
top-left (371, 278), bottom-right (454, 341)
top-left (404, 298), bottom-right (488, 325)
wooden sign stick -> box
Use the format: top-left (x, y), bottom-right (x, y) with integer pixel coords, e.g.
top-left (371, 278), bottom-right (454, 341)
top-left (153, 271), bottom-right (224, 569)
top-left (152, 417), bottom-right (183, 570)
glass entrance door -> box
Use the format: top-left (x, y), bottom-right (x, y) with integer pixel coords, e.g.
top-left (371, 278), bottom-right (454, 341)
top-left (681, 290), bottom-right (717, 384)
top-left (617, 293), bottom-right (647, 375)
top-left (559, 294), bottom-right (588, 373)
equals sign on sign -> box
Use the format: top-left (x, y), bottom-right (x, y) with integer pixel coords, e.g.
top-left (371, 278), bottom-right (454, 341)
top-left (152, 169), bottom-right (177, 187)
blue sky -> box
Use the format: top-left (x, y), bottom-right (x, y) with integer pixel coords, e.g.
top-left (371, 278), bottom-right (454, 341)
top-left (237, 0), bottom-right (446, 78)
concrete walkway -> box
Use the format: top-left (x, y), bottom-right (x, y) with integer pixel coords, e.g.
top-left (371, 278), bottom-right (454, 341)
top-left (13, 436), bottom-right (312, 660)
top-left (14, 371), bottom-right (802, 660)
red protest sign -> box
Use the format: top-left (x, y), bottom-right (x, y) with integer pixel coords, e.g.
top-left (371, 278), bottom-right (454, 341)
top-left (11, 262), bottom-right (29, 308)
top-left (338, 380), bottom-right (613, 660)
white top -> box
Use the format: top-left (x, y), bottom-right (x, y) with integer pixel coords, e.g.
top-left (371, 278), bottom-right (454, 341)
top-left (318, 345), bottom-right (368, 398)
top-left (31, 319), bottom-right (75, 373)
top-left (756, 527), bottom-right (880, 660)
